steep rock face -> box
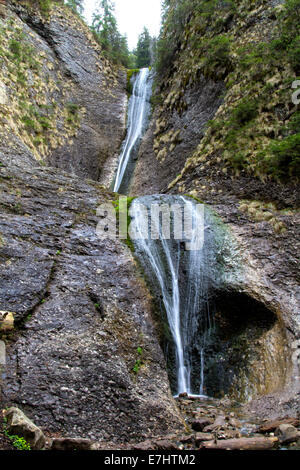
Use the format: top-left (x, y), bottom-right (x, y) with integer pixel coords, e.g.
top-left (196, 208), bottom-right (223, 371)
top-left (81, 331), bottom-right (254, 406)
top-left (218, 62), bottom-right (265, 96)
top-left (0, 163), bottom-right (183, 441)
top-left (131, 0), bottom-right (299, 203)
top-left (0, 0), bottom-right (184, 444)
top-left (130, 77), bottom-right (225, 195)
top-left (130, 0), bottom-right (300, 414)
top-left (0, 1), bottom-right (127, 184)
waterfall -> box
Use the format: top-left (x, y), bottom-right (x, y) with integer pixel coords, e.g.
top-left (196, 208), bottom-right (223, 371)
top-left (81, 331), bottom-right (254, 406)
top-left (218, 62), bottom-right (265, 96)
top-left (111, 68), bottom-right (219, 397)
top-left (113, 68), bottom-right (152, 194)
top-left (129, 195), bottom-right (216, 397)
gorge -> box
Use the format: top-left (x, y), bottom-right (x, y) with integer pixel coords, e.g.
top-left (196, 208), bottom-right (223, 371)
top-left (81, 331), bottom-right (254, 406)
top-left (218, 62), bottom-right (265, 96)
top-left (0, 0), bottom-right (299, 452)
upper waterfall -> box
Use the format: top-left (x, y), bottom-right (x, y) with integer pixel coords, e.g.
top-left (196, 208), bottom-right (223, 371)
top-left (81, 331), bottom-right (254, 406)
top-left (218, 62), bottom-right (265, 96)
top-left (113, 68), bottom-right (152, 194)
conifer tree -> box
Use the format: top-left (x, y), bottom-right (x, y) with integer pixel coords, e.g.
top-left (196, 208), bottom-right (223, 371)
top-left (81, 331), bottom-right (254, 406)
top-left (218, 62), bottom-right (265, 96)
top-left (92, 0), bottom-right (131, 67)
top-left (136, 27), bottom-right (152, 68)
top-left (65, 0), bottom-right (84, 15)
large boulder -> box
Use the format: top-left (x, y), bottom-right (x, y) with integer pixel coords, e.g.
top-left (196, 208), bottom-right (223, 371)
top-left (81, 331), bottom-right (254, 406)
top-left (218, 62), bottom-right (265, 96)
top-left (4, 407), bottom-right (46, 450)
top-left (51, 438), bottom-right (94, 451)
top-left (275, 424), bottom-right (300, 445)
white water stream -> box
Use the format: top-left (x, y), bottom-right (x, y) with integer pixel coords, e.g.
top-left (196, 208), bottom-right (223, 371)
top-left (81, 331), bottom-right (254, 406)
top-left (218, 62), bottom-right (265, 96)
top-left (113, 68), bottom-right (151, 193)
top-left (130, 196), bottom-right (215, 396)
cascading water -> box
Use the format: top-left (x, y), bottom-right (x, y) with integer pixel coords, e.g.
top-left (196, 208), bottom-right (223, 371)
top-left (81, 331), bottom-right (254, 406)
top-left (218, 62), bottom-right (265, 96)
top-left (113, 68), bottom-right (152, 194)
top-left (129, 195), bottom-right (217, 397)
top-left (111, 67), bottom-right (219, 397)
top-left (107, 63), bottom-right (285, 405)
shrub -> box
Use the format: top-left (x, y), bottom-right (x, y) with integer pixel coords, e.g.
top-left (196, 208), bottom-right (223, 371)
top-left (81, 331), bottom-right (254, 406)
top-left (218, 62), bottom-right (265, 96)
top-left (288, 36), bottom-right (300, 72)
top-left (265, 133), bottom-right (300, 179)
top-left (66, 102), bottom-right (80, 125)
top-left (204, 35), bottom-right (232, 70)
top-left (231, 152), bottom-right (246, 171)
top-left (288, 112), bottom-right (300, 132)
top-left (21, 116), bottom-right (38, 132)
top-left (38, 116), bottom-right (51, 130)
top-left (38, 0), bottom-right (52, 15)
top-left (230, 99), bottom-right (258, 127)
top-left (9, 39), bottom-right (21, 58)
top-left (66, 102), bottom-right (79, 115)
top-left (239, 43), bottom-right (269, 70)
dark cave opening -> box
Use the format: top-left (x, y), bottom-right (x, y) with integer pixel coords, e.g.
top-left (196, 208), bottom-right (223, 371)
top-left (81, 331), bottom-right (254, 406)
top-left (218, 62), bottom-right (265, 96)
top-left (164, 290), bottom-right (288, 401)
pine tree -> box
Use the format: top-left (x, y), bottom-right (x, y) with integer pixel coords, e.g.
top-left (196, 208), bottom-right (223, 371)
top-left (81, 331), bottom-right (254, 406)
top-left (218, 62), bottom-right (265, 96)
top-left (136, 27), bottom-right (152, 68)
top-left (91, 0), bottom-right (131, 67)
top-left (65, 0), bottom-right (84, 15)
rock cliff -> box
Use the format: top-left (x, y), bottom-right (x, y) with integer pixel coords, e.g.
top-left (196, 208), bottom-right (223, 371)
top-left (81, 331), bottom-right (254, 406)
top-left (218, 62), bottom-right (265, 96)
top-left (0, 160), bottom-right (183, 442)
top-left (0, 0), bottom-right (299, 449)
top-left (130, 0), bottom-right (299, 417)
top-left (0, 0), bottom-right (183, 445)
top-left (0, 0), bottom-right (127, 184)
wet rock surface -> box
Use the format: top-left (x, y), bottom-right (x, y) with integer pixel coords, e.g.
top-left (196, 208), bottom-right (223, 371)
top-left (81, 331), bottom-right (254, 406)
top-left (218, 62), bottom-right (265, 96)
top-left (0, 164), bottom-right (183, 442)
top-left (131, 78), bottom-right (299, 417)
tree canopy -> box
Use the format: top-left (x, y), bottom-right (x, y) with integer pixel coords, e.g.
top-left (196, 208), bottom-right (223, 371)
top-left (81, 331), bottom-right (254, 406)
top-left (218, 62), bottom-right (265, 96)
top-left (65, 0), bottom-right (84, 15)
top-left (135, 27), bottom-right (153, 68)
top-left (91, 0), bottom-right (132, 67)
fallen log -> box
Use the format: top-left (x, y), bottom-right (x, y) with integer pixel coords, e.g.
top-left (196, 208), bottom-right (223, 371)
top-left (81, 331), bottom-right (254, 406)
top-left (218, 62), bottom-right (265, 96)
top-left (200, 437), bottom-right (278, 451)
top-left (258, 418), bottom-right (299, 434)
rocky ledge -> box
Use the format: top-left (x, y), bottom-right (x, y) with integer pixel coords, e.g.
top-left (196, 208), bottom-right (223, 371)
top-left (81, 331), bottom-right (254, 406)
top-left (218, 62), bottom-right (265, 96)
top-left (0, 162), bottom-right (183, 444)
top-left (1, 397), bottom-right (300, 451)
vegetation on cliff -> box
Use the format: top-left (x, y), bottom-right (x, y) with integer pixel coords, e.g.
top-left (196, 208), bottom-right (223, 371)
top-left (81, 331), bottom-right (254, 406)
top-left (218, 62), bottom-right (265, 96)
top-left (0, 2), bottom-right (85, 161)
top-left (154, 0), bottom-right (300, 183)
top-left (0, 0), bottom-right (126, 176)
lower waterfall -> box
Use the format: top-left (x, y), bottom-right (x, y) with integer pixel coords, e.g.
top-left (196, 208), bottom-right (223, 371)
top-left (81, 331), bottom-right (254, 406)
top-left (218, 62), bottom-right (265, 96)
top-left (129, 195), bottom-right (218, 397)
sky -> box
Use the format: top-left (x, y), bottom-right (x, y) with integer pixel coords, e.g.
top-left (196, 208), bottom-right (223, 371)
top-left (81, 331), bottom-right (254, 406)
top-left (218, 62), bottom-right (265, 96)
top-left (83, 0), bottom-right (162, 50)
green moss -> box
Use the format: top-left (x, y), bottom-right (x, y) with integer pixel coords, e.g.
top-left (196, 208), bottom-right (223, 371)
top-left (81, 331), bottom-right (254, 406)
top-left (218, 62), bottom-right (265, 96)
top-left (66, 102), bottom-right (80, 126)
top-left (132, 346), bottom-right (144, 374)
top-left (3, 417), bottom-right (31, 451)
top-left (184, 194), bottom-right (204, 204)
top-left (112, 196), bottom-right (136, 252)
top-left (126, 69), bottom-right (139, 94)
